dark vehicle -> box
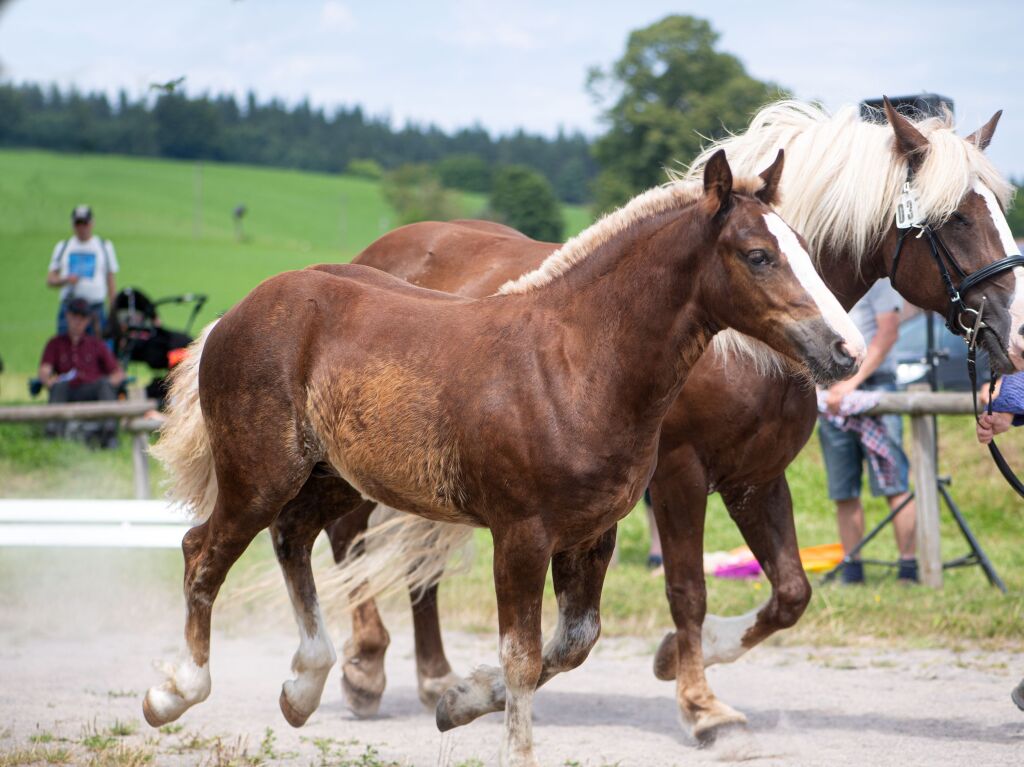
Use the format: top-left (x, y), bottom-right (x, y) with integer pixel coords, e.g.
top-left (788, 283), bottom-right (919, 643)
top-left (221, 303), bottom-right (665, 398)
top-left (892, 311), bottom-right (990, 391)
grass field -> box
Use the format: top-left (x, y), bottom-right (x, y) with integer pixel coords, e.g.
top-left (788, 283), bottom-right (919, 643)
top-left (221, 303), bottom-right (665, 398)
top-left (0, 149), bottom-right (592, 375)
top-left (0, 149), bottom-right (1021, 650)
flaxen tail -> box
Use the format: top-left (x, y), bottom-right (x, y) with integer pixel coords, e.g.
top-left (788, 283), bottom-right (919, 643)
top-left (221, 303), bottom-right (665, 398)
top-left (317, 506), bottom-right (475, 613)
top-left (149, 320), bottom-right (220, 524)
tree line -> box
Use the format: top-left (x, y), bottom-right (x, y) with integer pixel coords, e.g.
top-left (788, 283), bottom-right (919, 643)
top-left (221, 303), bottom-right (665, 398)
top-left (0, 82), bottom-right (597, 204)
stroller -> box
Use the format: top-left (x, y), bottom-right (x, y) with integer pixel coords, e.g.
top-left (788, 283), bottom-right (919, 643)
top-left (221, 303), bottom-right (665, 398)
top-left (109, 287), bottom-right (206, 408)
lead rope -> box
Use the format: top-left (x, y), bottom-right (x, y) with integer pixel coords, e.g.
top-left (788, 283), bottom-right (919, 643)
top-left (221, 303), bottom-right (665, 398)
top-left (967, 341), bottom-right (1024, 499)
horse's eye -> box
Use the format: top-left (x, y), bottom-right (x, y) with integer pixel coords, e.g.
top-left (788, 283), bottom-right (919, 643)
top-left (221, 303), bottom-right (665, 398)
top-left (951, 212), bottom-right (971, 226)
top-left (746, 249), bottom-right (771, 266)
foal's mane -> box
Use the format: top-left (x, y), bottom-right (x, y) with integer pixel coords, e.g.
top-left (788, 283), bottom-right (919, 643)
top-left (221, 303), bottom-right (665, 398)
top-left (675, 99), bottom-right (1014, 377)
top-left (497, 176), bottom-right (764, 295)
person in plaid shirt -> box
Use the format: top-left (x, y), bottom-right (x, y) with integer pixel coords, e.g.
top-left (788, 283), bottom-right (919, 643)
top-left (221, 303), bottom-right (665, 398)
top-left (818, 279), bottom-right (918, 584)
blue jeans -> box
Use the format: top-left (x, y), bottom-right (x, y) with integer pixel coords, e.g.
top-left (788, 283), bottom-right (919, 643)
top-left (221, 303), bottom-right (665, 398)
top-left (818, 382), bottom-right (910, 501)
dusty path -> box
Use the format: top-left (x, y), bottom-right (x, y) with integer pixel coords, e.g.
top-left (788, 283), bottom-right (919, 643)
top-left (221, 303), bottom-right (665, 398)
top-left (1, 547), bottom-right (1022, 765)
top-left (3, 613), bottom-right (1023, 765)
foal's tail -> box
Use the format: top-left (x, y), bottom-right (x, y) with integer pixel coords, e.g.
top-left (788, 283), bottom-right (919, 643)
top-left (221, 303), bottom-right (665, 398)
top-left (319, 507), bottom-right (475, 611)
top-left (149, 320), bottom-right (220, 524)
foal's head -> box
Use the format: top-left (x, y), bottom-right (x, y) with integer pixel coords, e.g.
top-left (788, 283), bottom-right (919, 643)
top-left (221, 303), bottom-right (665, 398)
top-left (697, 149), bottom-right (865, 386)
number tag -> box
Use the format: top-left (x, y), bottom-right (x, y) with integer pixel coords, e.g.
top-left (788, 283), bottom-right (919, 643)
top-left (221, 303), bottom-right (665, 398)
top-left (895, 182), bottom-right (924, 229)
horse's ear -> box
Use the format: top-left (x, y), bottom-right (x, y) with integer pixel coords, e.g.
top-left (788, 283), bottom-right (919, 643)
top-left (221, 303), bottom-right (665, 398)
top-left (756, 148), bottom-right (784, 206)
top-left (703, 149), bottom-right (733, 218)
top-left (966, 110), bottom-right (1002, 151)
top-left (883, 96), bottom-right (929, 169)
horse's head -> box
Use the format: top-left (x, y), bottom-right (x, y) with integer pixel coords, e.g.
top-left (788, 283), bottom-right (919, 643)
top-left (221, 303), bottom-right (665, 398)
top-left (881, 97), bottom-right (1024, 373)
top-left (700, 149), bottom-right (866, 386)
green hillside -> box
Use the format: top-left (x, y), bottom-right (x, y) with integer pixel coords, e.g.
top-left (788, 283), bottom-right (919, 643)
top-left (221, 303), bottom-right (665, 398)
top-left (0, 149), bottom-right (592, 374)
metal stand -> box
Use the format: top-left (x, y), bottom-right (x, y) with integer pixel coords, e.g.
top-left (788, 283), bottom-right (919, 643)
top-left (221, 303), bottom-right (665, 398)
top-left (821, 312), bottom-right (1005, 591)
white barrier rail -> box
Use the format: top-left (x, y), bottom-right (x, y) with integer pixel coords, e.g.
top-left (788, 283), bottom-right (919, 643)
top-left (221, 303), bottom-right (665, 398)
top-left (0, 499), bottom-right (191, 548)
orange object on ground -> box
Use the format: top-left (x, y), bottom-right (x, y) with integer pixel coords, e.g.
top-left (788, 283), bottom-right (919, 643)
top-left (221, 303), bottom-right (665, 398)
top-left (798, 542), bottom-right (845, 572)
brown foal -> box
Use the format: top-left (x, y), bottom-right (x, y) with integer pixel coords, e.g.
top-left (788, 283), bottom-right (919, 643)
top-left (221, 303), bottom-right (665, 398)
top-left (323, 98), bottom-right (1024, 743)
top-left (145, 151), bottom-right (863, 766)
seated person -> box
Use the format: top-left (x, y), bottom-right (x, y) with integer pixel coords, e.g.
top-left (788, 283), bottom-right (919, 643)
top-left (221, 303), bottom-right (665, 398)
top-left (38, 298), bottom-right (125, 446)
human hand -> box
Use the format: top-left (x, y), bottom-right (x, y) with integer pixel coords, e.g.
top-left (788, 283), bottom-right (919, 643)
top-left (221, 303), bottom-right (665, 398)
top-left (826, 380), bottom-right (857, 415)
top-left (976, 411), bottom-right (1013, 445)
top-left (66, 274), bottom-right (80, 285)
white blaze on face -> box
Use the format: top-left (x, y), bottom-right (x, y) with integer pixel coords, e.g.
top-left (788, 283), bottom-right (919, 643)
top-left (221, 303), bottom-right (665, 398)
top-left (763, 213), bottom-right (867, 363)
top-left (974, 182), bottom-right (1024, 367)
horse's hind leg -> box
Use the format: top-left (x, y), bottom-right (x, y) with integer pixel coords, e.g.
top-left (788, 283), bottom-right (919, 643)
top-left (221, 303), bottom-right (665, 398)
top-left (435, 524), bottom-right (615, 732)
top-left (274, 473), bottom-right (366, 727)
top-left (324, 504), bottom-right (392, 717)
top-left (412, 583), bottom-right (460, 709)
top-left (143, 480), bottom-right (294, 727)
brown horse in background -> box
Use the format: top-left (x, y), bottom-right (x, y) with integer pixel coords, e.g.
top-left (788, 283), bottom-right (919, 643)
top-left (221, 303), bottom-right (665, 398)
top-left (323, 98), bottom-right (1024, 742)
top-left (144, 151), bottom-right (863, 766)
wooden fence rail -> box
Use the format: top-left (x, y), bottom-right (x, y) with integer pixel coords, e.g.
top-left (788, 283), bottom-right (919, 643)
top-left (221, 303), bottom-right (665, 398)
top-left (0, 391), bottom-right (993, 585)
top-left (0, 400), bottom-right (161, 500)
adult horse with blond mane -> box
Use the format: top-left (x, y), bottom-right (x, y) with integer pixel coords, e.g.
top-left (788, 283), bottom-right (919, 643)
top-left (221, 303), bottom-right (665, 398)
top-left (143, 151), bottom-right (863, 766)
top-left (317, 97), bottom-right (1024, 743)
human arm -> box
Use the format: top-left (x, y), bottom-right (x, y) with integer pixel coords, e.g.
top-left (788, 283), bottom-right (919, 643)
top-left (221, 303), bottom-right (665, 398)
top-left (38, 340), bottom-right (60, 388)
top-left (825, 310), bottom-right (900, 414)
top-left (105, 240), bottom-right (118, 310)
top-left (46, 240), bottom-right (78, 289)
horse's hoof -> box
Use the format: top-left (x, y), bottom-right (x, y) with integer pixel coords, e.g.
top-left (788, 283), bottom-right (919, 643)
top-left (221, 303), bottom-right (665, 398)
top-left (279, 686), bottom-right (312, 728)
top-left (435, 689), bottom-right (459, 732)
top-left (342, 670), bottom-right (384, 718)
top-left (142, 686), bottom-right (185, 728)
top-left (693, 707), bottom-right (748, 746)
top-left (418, 671), bottom-right (461, 710)
top-left (653, 631), bottom-right (677, 681)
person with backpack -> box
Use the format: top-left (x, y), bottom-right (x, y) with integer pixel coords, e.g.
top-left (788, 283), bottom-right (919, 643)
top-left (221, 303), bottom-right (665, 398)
top-left (46, 205), bottom-right (119, 335)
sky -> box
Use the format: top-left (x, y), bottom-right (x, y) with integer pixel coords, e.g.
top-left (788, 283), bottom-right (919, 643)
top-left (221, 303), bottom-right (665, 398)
top-left (1, 0), bottom-right (1021, 177)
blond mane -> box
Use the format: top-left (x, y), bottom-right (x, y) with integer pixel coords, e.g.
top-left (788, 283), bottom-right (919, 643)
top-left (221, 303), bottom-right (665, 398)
top-left (497, 176), bottom-right (765, 295)
top-left (674, 99), bottom-right (1014, 376)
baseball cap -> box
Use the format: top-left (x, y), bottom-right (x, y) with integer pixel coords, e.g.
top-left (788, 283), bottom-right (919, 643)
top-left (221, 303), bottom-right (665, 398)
top-left (67, 298), bottom-right (92, 316)
top-left (71, 205), bottom-right (93, 223)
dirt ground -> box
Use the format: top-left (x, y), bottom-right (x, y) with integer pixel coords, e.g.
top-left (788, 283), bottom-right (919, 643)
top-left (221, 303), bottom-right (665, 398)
top-left (1, 552), bottom-right (1023, 766)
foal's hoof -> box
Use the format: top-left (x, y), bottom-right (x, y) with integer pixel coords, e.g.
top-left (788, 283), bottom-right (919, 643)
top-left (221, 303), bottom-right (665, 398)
top-left (417, 671), bottom-right (461, 710)
top-left (142, 686), bottom-right (186, 728)
top-left (653, 631), bottom-right (677, 681)
top-left (693, 705), bottom-right (748, 746)
top-left (279, 686), bottom-right (313, 728)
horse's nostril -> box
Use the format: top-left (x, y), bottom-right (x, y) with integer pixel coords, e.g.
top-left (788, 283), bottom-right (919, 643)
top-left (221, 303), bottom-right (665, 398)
top-left (831, 339), bottom-right (855, 369)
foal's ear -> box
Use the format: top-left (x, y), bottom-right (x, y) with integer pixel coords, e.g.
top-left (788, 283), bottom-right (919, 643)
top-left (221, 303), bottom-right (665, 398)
top-left (703, 149), bottom-right (733, 218)
top-left (883, 96), bottom-right (929, 170)
top-left (965, 110), bottom-right (1002, 151)
top-left (756, 148), bottom-right (784, 206)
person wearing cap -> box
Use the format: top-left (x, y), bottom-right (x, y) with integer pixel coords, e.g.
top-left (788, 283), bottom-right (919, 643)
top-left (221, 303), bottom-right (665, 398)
top-left (46, 205), bottom-right (119, 335)
top-left (38, 297), bottom-right (125, 447)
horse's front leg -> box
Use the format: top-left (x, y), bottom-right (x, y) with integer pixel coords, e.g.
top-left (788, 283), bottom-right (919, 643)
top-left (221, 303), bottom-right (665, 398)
top-left (718, 476), bottom-right (811, 652)
top-left (649, 454), bottom-right (748, 742)
top-left (435, 525), bottom-right (616, 732)
top-left (433, 521), bottom-right (550, 767)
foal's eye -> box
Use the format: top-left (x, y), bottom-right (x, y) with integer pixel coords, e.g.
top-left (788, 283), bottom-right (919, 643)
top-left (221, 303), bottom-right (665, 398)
top-left (951, 212), bottom-right (971, 226)
top-left (746, 249), bottom-right (771, 266)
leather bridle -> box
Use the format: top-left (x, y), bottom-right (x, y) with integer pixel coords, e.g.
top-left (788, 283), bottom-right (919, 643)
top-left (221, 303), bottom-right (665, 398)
top-left (889, 180), bottom-right (1024, 498)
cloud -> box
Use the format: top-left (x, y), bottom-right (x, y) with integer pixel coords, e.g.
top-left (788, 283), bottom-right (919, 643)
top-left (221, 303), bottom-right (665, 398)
top-left (321, 1), bottom-right (354, 31)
